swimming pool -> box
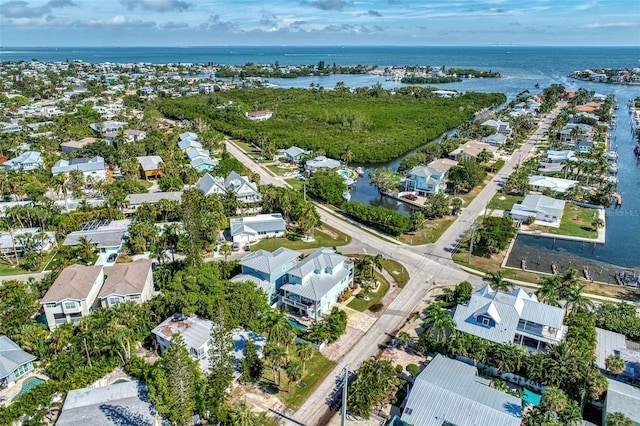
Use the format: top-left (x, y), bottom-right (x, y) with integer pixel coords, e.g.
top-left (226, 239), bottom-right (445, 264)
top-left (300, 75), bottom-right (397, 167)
top-left (288, 317), bottom-right (308, 330)
top-left (337, 169), bottom-right (351, 178)
top-left (13, 377), bottom-right (45, 401)
top-left (521, 388), bottom-right (542, 407)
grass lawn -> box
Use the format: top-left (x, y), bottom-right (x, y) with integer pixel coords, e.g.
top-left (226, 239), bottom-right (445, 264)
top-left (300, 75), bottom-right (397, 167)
top-left (252, 224), bottom-right (351, 251)
top-left (275, 348), bottom-right (337, 410)
top-left (0, 249), bottom-right (58, 276)
top-left (530, 204), bottom-right (598, 239)
top-left (400, 216), bottom-right (455, 245)
top-left (232, 139), bottom-right (261, 154)
top-left (284, 178), bottom-right (305, 191)
top-left (487, 193), bottom-right (524, 211)
top-left (347, 271), bottom-right (390, 312)
top-left (138, 179), bottom-right (153, 190)
top-left (380, 258), bottom-right (409, 288)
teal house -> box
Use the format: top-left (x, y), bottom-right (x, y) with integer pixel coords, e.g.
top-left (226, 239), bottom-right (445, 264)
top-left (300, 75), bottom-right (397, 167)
top-left (403, 165), bottom-right (447, 196)
top-left (0, 335), bottom-right (36, 388)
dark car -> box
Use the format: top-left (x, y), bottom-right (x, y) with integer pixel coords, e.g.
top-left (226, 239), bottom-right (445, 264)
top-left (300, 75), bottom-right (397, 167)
top-left (107, 253), bottom-right (117, 263)
top-left (244, 244), bottom-right (251, 251)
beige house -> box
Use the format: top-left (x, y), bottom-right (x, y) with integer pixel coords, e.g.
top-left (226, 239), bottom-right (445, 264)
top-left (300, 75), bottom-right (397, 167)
top-left (41, 265), bottom-right (104, 330)
top-left (99, 259), bottom-right (154, 308)
top-left (449, 140), bottom-right (498, 161)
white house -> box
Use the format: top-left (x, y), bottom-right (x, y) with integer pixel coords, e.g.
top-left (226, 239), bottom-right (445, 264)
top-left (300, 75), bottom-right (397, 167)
top-left (453, 285), bottom-right (566, 352)
top-left (3, 151), bottom-right (43, 172)
top-left (195, 172), bottom-right (261, 204)
top-left (510, 194), bottom-right (566, 226)
top-left (51, 156), bottom-right (107, 181)
top-left (230, 213), bottom-right (286, 243)
top-left (305, 156), bottom-right (341, 173)
top-left (280, 248), bottom-right (354, 321)
top-left (0, 227), bottom-right (55, 255)
top-left (152, 314), bottom-right (267, 379)
top-left (0, 336), bottom-right (36, 389)
top-left (246, 110), bottom-right (273, 121)
top-left (528, 175), bottom-right (578, 194)
top-left (98, 259), bottom-right (154, 308)
top-left (41, 264), bottom-right (104, 330)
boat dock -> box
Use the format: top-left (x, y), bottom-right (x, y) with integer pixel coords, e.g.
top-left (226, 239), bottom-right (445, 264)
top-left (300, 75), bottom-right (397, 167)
top-left (612, 192), bottom-right (623, 206)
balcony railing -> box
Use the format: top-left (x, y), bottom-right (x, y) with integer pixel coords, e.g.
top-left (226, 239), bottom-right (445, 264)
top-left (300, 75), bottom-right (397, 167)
top-left (283, 297), bottom-right (315, 311)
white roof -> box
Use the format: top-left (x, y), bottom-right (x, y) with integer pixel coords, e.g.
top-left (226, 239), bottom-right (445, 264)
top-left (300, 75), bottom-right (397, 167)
top-left (136, 155), bottom-right (163, 171)
top-left (528, 175), bottom-right (578, 193)
top-left (512, 194), bottom-right (565, 218)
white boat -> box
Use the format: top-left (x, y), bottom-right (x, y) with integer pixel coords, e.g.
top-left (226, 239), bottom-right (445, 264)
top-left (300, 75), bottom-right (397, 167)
top-left (606, 151), bottom-right (618, 161)
top-left (355, 167), bottom-right (364, 175)
top-left (605, 175), bottom-right (618, 185)
top-left (609, 164), bottom-right (618, 174)
top-left (342, 191), bottom-right (351, 201)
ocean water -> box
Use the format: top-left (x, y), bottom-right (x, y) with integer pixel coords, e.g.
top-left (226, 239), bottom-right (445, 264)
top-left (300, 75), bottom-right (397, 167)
top-left (2, 45), bottom-right (639, 268)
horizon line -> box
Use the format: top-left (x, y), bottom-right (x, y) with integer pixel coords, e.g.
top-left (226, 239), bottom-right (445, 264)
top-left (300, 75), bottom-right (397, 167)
top-left (1, 44), bottom-right (638, 49)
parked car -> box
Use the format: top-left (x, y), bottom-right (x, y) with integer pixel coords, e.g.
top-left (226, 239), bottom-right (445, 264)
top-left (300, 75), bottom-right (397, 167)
top-left (107, 253), bottom-right (117, 263)
top-left (244, 244), bottom-right (251, 252)
top-left (214, 245), bottom-right (219, 252)
top-left (402, 193), bottom-right (418, 201)
top-left (232, 242), bottom-right (240, 251)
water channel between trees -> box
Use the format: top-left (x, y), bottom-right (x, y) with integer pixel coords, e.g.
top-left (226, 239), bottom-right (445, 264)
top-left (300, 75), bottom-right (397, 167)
top-left (271, 72), bottom-right (640, 271)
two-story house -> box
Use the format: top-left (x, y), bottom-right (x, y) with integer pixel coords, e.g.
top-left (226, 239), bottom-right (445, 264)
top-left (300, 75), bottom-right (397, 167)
top-left (453, 285), bottom-right (566, 352)
top-left (403, 165), bottom-right (448, 196)
top-left (98, 259), bottom-right (154, 308)
top-left (3, 151), bottom-right (43, 172)
top-left (196, 172), bottom-right (261, 204)
top-left (234, 248), bottom-right (301, 305)
top-left (152, 314), bottom-right (267, 377)
top-left (136, 156), bottom-right (163, 180)
top-left (0, 335), bottom-right (36, 388)
top-left (51, 156), bottom-right (107, 182)
top-left (41, 265), bottom-right (104, 330)
top-left (280, 248), bottom-right (354, 321)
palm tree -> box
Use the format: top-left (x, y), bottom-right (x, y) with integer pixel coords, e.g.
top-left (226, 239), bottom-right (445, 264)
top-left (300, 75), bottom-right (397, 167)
top-left (541, 386), bottom-right (568, 413)
top-left (587, 369), bottom-right (609, 400)
top-left (605, 354), bottom-right (626, 375)
top-left (341, 148), bottom-right (353, 169)
top-left (564, 284), bottom-right (593, 315)
top-left (296, 342), bottom-right (314, 374)
top-left (606, 412), bottom-right (633, 426)
top-left (265, 309), bottom-right (294, 349)
top-left (220, 242), bottom-right (232, 261)
top-left (536, 275), bottom-right (562, 306)
top-left (484, 271), bottom-right (513, 292)
top-left (592, 217), bottom-right (605, 231)
top-left (285, 360), bottom-right (303, 392)
top-left (422, 303), bottom-right (456, 344)
top-left (397, 331), bottom-right (412, 348)
top-left (75, 236), bottom-right (96, 263)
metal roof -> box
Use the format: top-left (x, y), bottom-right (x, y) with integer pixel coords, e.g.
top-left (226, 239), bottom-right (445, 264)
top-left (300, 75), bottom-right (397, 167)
top-left (453, 286), bottom-right (565, 345)
top-left (230, 214), bottom-right (286, 237)
top-left (605, 379), bottom-right (640, 424)
top-left (0, 336), bottom-right (36, 380)
top-left (152, 314), bottom-right (212, 352)
top-left (230, 274), bottom-right (272, 294)
top-left (125, 191), bottom-right (183, 205)
top-left (512, 194), bottom-right (565, 218)
top-left (401, 354), bottom-right (522, 426)
top-left (596, 328), bottom-right (640, 380)
top-left (51, 156), bottom-right (105, 175)
top-left (195, 173), bottom-right (226, 195)
top-left (56, 380), bottom-right (155, 426)
top-left (240, 247), bottom-right (301, 276)
top-left (136, 155), bottom-right (163, 171)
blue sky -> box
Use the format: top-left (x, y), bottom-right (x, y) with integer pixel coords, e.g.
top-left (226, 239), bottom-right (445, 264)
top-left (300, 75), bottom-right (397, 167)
top-left (0, 0), bottom-right (638, 46)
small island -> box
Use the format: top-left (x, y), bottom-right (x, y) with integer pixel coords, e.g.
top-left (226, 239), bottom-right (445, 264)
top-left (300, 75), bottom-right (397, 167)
top-left (570, 68), bottom-right (640, 85)
top-left (379, 65), bottom-right (502, 84)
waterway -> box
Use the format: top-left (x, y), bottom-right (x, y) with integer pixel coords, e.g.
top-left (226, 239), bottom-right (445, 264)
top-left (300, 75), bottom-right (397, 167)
top-left (269, 60), bottom-right (640, 269)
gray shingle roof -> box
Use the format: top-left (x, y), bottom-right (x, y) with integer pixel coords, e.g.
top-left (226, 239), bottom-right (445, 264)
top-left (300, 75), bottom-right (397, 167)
top-left (512, 194), bottom-right (565, 218)
top-left (41, 264), bottom-right (104, 303)
top-left (125, 191), bottom-right (183, 205)
top-left (0, 335), bottom-right (36, 381)
top-left (98, 259), bottom-right (152, 299)
top-left (240, 247), bottom-right (301, 275)
top-left (401, 354), bottom-right (522, 426)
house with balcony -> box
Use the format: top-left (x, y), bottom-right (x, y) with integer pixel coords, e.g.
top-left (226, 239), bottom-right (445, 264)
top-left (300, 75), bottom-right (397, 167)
top-left (453, 285), bottom-right (566, 352)
top-left (403, 165), bottom-right (448, 196)
top-left (136, 155), bottom-right (163, 180)
top-left (284, 146), bottom-right (310, 163)
top-left (41, 264), bottom-right (104, 330)
top-left (3, 151), bottom-right (43, 172)
top-left (51, 156), bottom-right (107, 182)
top-left (98, 259), bottom-right (154, 308)
top-left (195, 172), bottom-right (260, 204)
top-left (0, 335), bottom-right (36, 389)
top-left (280, 248), bottom-right (354, 321)
top-left (234, 248), bottom-right (301, 304)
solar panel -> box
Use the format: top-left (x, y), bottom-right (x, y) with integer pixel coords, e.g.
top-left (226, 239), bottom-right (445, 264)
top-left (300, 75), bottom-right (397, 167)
top-left (79, 219), bottom-right (111, 231)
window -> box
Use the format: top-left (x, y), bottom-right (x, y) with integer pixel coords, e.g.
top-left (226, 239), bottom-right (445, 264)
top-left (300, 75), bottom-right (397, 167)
top-left (482, 318), bottom-right (490, 326)
top-left (64, 301), bottom-right (77, 310)
top-left (129, 294), bottom-right (140, 300)
top-left (109, 296), bottom-right (122, 306)
top-left (44, 302), bottom-right (57, 309)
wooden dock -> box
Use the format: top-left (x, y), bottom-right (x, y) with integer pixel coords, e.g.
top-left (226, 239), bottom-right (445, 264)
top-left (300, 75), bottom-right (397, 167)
top-left (612, 192), bottom-right (623, 206)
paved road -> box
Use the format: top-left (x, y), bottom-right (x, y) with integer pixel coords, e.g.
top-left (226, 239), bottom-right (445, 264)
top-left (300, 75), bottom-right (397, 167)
top-left (225, 106), bottom-right (564, 425)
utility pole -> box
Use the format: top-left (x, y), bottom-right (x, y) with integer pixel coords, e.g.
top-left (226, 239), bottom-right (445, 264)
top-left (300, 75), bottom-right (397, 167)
top-left (341, 366), bottom-right (348, 426)
top-left (303, 183), bottom-right (306, 201)
top-left (468, 220), bottom-right (477, 264)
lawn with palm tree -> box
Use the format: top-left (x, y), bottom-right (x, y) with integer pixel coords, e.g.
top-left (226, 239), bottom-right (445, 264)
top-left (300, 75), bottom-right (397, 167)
top-left (347, 271), bottom-right (390, 312)
top-left (529, 204), bottom-right (600, 239)
top-left (252, 224), bottom-right (351, 251)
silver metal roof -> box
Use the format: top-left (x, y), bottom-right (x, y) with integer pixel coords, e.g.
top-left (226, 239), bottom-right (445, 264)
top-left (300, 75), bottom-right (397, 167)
top-left (605, 379), bottom-right (640, 424)
top-left (240, 247), bottom-right (300, 276)
top-left (0, 336), bottom-right (36, 380)
top-left (401, 354), bottom-right (522, 426)
top-left (56, 380), bottom-right (155, 426)
top-left (596, 328), bottom-right (640, 379)
top-left (152, 315), bottom-right (212, 352)
top-left (230, 214), bottom-right (286, 237)
top-left (125, 191), bottom-right (183, 205)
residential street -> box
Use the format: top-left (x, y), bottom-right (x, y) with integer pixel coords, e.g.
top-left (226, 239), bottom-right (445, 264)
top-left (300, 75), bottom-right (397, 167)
top-left (232, 107), bottom-right (563, 425)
